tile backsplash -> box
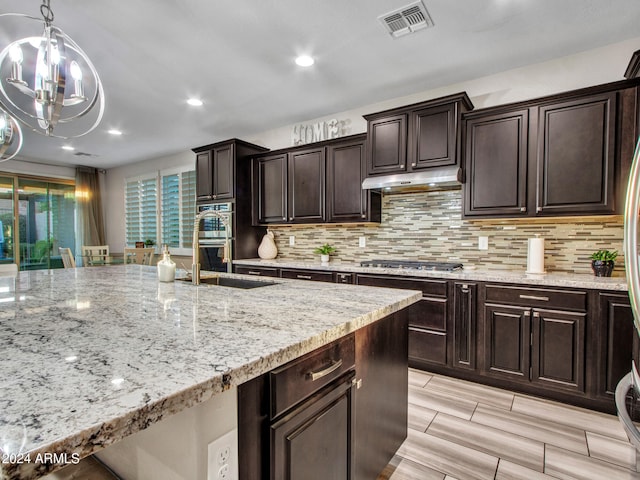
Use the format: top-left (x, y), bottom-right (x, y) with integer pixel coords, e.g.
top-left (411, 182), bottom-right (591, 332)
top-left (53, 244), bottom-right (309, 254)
top-left (265, 189), bottom-right (625, 276)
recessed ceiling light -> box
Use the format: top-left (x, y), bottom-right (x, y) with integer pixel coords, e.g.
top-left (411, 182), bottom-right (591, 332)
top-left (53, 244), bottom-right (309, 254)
top-left (295, 55), bottom-right (314, 67)
top-left (187, 98), bottom-right (203, 107)
top-left (108, 129), bottom-right (123, 136)
top-left (62, 145), bottom-right (75, 151)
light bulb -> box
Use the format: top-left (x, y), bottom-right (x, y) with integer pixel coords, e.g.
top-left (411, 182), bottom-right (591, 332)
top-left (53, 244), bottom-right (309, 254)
top-left (51, 45), bottom-right (60, 65)
top-left (9, 44), bottom-right (23, 63)
top-left (0, 115), bottom-right (6, 130)
top-left (70, 61), bottom-right (82, 80)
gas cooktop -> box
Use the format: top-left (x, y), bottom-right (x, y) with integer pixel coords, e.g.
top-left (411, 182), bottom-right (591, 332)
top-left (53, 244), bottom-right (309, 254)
top-left (360, 260), bottom-right (464, 272)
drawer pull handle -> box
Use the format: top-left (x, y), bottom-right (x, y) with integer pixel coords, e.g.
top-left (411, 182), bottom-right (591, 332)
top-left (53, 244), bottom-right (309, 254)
top-left (248, 271), bottom-right (261, 275)
top-left (519, 294), bottom-right (549, 301)
top-left (297, 275), bottom-right (312, 280)
top-left (307, 359), bottom-right (343, 381)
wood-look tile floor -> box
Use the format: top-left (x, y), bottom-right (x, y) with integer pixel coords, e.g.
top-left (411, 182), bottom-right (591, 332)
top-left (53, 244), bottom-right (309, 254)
top-left (378, 369), bottom-right (640, 480)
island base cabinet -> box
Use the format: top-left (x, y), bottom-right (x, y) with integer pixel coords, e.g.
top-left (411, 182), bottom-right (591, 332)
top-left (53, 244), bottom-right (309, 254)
top-left (237, 310), bottom-right (408, 480)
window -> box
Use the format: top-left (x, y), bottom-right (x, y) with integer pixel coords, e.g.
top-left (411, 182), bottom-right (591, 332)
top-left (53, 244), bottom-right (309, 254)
top-left (124, 167), bottom-right (195, 255)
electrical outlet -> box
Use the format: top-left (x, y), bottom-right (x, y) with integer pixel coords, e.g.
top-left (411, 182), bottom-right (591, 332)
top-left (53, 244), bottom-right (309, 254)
top-left (359, 236), bottom-right (366, 248)
top-left (478, 236), bottom-right (489, 250)
top-left (289, 235), bottom-right (295, 246)
top-left (207, 429), bottom-right (238, 480)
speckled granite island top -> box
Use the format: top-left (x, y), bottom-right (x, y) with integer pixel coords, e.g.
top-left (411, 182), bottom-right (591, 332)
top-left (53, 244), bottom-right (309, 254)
top-left (0, 266), bottom-right (420, 480)
top-left (234, 259), bottom-right (628, 291)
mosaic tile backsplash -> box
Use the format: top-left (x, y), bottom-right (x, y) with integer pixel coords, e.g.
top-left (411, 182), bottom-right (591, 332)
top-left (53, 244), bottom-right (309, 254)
top-left (266, 189), bottom-right (625, 276)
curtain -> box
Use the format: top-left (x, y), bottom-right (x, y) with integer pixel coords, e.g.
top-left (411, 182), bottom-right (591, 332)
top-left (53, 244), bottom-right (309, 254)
top-left (75, 167), bottom-right (106, 264)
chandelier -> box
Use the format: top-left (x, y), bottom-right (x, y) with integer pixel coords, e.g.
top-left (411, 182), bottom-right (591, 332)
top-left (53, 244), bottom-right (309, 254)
top-left (0, 0), bottom-right (104, 139)
top-left (0, 108), bottom-right (23, 162)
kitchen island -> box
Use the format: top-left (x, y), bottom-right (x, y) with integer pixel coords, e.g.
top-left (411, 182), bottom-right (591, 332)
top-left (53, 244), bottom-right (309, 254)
top-left (0, 266), bottom-right (420, 480)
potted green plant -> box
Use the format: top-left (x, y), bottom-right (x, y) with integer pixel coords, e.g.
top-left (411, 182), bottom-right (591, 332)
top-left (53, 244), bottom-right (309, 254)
top-left (590, 249), bottom-right (618, 277)
top-left (314, 244), bottom-right (336, 265)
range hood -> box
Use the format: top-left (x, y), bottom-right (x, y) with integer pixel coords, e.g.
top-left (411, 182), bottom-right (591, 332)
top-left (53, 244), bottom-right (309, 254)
top-left (361, 166), bottom-right (463, 192)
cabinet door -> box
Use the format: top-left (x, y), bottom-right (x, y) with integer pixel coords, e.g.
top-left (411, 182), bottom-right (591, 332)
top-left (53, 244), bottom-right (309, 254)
top-left (288, 148), bottom-right (325, 223)
top-left (536, 92), bottom-right (616, 215)
top-left (463, 110), bottom-right (529, 217)
top-left (195, 151), bottom-right (213, 201)
top-left (271, 374), bottom-right (354, 480)
top-left (255, 154), bottom-right (287, 224)
top-left (212, 143), bottom-right (234, 199)
top-left (409, 103), bottom-right (456, 169)
top-left (484, 304), bottom-right (530, 381)
top-left (367, 114), bottom-right (407, 175)
top-left (596, 293), bottom-right (635, 400)
top-left (453, 282), bottom-right (477, 370)
top-left (327, 138), bottom-right (367, 222)
top-left (531, 309), bottom-right (585, 392)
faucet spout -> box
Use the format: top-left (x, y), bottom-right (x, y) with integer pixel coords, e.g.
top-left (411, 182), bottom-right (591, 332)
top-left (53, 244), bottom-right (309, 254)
top-left (192, 210), bottom-right (232, 286)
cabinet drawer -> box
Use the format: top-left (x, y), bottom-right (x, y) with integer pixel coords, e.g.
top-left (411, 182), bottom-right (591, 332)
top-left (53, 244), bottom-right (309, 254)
top-left (269, 334), bottom-right (355, 419)
top-left (485, 285), bottom-right (587, 311)
top-left (356, 274), bottom-right (447, 297)
top-left (335, 272), bottom-right (354, 284)
top-left (409, 327), bottom-right (447, 366)
top-left (235, 266), bottom-right (279, 278)
top-left (281, 268), bottom-right (334, 283)
top-left (408, 297), bottom-right (447, 330)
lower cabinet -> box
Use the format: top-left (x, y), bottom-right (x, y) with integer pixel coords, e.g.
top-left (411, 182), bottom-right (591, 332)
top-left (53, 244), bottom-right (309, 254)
top-left (237, 310), bottom-right (408, 480)
top-left (483, 285), bottom-right (586, 394)
top-left (356, 274), bottom-right (448, 368)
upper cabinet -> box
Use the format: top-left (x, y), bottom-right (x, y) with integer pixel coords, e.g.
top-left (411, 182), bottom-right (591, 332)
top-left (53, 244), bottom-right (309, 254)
top-left (364, 92), bottom-right (474, 176)
top-left (464, 80), bottom-right (640, 218)
top-left (193, 139), bottom-right (268, 203)
top-left (252, 134), bottom-right (381, 225)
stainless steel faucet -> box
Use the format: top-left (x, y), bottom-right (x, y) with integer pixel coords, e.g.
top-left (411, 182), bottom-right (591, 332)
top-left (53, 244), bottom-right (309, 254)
top-left (192, 210), bottom-right (232, 285)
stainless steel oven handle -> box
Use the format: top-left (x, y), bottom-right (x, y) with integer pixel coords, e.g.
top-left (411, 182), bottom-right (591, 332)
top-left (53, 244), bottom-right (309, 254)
top-left (306, 359), bottom-right (343, 382)
top-left (625, 137), bottom-right (640, 337)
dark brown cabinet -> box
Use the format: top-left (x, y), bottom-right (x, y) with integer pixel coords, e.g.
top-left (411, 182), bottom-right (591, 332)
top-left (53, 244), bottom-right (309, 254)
top-left (237, 311), bottom-right (408, 480)
top-left (253, 153), bottom-right (288, 224)
top-left (356, 274), bottom-right (449, 368)
top-left (535, 93), bottom-right (616, 215)
top-left (194, 142), bottom-right (241, 201)
top-left (453, 282), bottom-right (477, 370)
top-left (234, 265), bottom-right (279, 277)
top-left (482, 285), bottom-right (586, 394)
top-left (253, 135), bottom-right (380, 225)
top-left (327, 135), bottom-right (381, 223)
top-left (288, 147), bottom-right (325, 223)
top-left (463, 109), bottom-right (529, 217)
top-left (463, 83), bottom-right (634, 219)
top-left (596, 293), bottom-right (637, 401)
top-left (365, 92), bottom-right (473, 176)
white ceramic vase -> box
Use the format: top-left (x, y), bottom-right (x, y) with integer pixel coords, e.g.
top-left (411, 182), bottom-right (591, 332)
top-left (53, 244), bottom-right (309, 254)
top-left (258, 230), bottom-right (278, 259)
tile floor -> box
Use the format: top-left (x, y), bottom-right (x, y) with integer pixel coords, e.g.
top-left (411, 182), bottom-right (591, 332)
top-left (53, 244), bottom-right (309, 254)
top-left (378, 369), bottom-right (640, 480)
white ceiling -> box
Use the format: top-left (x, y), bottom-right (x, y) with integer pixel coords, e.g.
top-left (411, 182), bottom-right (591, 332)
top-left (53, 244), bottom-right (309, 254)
top-left (0, 0), bottom-right (639, 169)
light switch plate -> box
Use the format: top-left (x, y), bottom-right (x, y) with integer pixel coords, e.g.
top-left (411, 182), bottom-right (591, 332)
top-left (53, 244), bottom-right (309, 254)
top-left (478, 236), bottom-right (489, 250)
top-left (289, 236), bottom-right (295, 246)
top-left (359, 237), bottom-right (366, 248)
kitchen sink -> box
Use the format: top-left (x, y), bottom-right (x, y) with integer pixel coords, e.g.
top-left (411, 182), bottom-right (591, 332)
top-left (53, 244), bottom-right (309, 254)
top-left (176, 276), bottom-right (278, 289)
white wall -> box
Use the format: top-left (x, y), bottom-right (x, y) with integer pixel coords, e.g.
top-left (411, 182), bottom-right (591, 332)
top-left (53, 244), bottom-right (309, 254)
top-left (104, 37), bottom-right (640, 251)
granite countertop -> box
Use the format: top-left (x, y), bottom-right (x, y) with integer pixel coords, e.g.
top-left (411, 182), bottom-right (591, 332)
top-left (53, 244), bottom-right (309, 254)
top-left (234, 258), bottom-right (629, 291)
top-left (0, 266), bottom-right (420, 480)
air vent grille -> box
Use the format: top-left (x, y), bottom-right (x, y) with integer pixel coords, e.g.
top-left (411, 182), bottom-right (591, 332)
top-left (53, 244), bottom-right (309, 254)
top-left (378, 1), bottom-right (434, 38)
top-left (73, 152), bottom-right (98, 157)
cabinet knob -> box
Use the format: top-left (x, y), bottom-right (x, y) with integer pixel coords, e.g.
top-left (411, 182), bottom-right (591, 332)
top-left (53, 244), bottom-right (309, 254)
top-left (411, 163), bottom-right (416, 167)
top-left (361, 214), bottom-right (366, 219)
top-left (520, 207), bottom-right (526, 212)
top-left (536, 206), bottom-right (542, 213)
top-left (400, 164), bottom-right (405, 168)
top-left (289, 217), bottom-right (293, 221)
top-left (213, 195), bottom-right (217, 199)
top-left (283, 217), bottom-right (286, 221)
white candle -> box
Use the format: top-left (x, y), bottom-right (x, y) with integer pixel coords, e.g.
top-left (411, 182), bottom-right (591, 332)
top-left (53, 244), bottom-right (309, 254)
top-left (527, 237), bottom-right (546, 274)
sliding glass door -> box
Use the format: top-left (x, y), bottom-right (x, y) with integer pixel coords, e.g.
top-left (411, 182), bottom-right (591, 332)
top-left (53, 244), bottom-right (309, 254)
top-left (17, 179), bottom-right (76, 270)
top-left (0, 176), bottom-right (15, 264)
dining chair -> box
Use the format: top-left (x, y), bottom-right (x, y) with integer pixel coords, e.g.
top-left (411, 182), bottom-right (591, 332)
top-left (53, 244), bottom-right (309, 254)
top-left (82, 245), bottom-right (109, 266)
top-left (124, 247), bottom-right (155, 265)
top-left (0, 263), bottom-right (18, 276)
top-left (59, 247), bottom-right (76, 268)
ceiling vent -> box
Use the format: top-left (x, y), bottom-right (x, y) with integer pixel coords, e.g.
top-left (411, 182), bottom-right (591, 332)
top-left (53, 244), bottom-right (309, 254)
top-left (378, 1), bottom-right (434, 38)
top-left (73, 152), bottom-right (98, 158)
